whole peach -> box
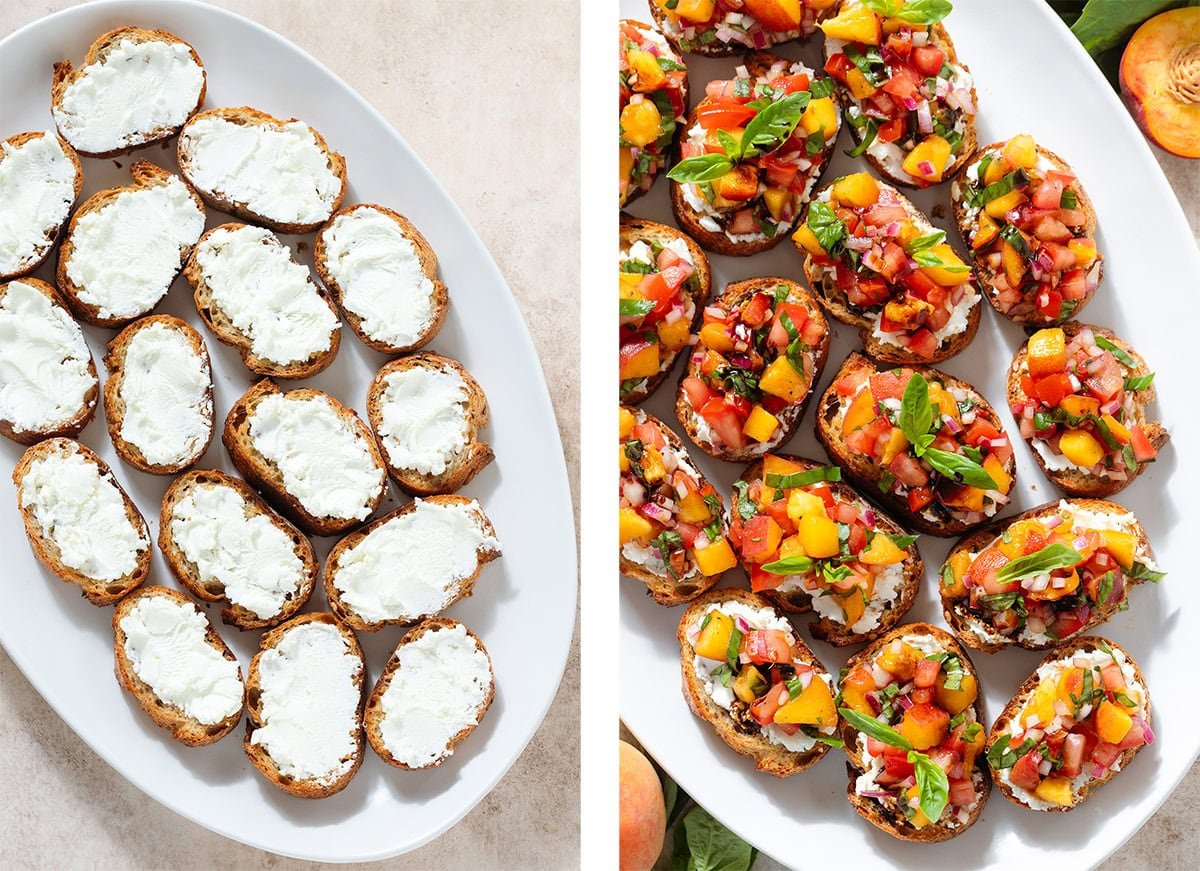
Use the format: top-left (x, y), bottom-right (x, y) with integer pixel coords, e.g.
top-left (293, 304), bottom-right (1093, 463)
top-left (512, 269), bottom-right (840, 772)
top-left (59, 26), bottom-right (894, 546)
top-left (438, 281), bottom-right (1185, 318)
top-left (619, 741), bottom-right (666, 871)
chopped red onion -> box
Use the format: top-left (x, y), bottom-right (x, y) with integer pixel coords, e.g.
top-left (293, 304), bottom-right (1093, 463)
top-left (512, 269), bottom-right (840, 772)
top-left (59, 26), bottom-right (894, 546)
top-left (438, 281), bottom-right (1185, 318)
top-left (1134, 716), bottom-right (1155, 744)
top-left (736, 617), bottom-right (750, 632)
top-left (902, 96), bottom-right (919, 111)
top-left (942, 415), bottom-right (963, 434)
top-left (622, 480), bottom-right (645, 506)
top-left (916, 101), bottom-right (933, 134)
top-left (860, 790), bottom-right (893, 799)
top-left (1045, 514), bottom-right (1064, 529)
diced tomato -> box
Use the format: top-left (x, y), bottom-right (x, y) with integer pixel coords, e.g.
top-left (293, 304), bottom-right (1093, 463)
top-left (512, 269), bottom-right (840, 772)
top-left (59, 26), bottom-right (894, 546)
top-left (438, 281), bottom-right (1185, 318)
top-left (741, 292), bottom-right (774, 328)
top-left (1059, 267), bottom-right (1088, 301)
top-left (675, 522), bottom-right (701, 549)
top-left (911, 45), bottom-right (946, 77)
top-left (704, 80), bottom-right (740, 101)
top-left (965, 547), bottom-right (1010, 592)
top-left (1050, 610), bottom-right (1086, 640)
top-left (881, 66), bottom-right (922, 101)
top-left (1091, 742), bottom-right (1122, 770)
top-left (741, 515), bottom-right (779, 564)
top-left (1083, 352), bottom-right (1124, 401)
top-left (1032, 178), bottom-right (1065, 210)
top-left (750, 683), bottom-right (789, 726)
top-left (878, 117), bottom-right (906, 143)
top-left (1033, 216), bottom-right (1073, 244)
top-left (948, 778), bottom-right (977, 808)
top-left (882, 753), bottom-right (916, 780)
top-left (1117, 721), bottom-right (1148, 751)
top-left (908, 329), bottom-right (939, 360)
top-left (726, 393), bottom-right (752, 419)
top-left (834, 502), bottom-right (859, 525)
top-left (908, 487), bottom-right (933, 512)
top-left (631, 421), bottom-right (666, 450)
top-left (749, 564), bottom-right (787, 592)
top-left (965, 419), bottom-right (1000, 447)
top-left (914, 658), bottom-right (941, 688)
top-left (729, 210), bottom-right (758, 235)
top-left (899, 268), bottom-right (942, 299)
top-left (761, 394), bottom-right (790, 415)
top-left (823, 52), bottom-right (854, 83)
top-left (659, 264), bottom-right (691, 294)
top-left (888, 452), bottom-right (929, 488)
top-left (847, 277), bottom-right (892, 308)
top-left (1056, 208), bottom-right (1088, 227)
top-left (656, 247), bottom-right (684, 273)
top-left (876, 242), bottom-right (909, 281)
top-left (682, 377), bottom-right (716, 410)
top-left (699, 398), bottom-right (748, 450)
top-left (1059, 732), bottom-right (1087, 778)
top-left (847, 522), bottom-right (867, 554)
top-left (764, 497), bottom-right (793, 533)
top-left (911, 686), bottom-right (934, 704)
top-left (846, 427), bottom-right (876, 457)
top-left (696, 101), bottom-right (756, 130)
top-left (869, 370), bottom-right (909, 401)
top-left (741, 630), bottom-right (794, 665)
top-left (862, 204), bottom-right (908, 227)
top-left (770, 73), bottom-right (810, 94)
top-left (1032, 373), bottom-right (1074, 406)
top-left (1009, 750), bottom-right (1043, 791)
top-left (767, 302), bottom-right (809, 348)
top-left (1099, 662), bottom-right (1126, 692)
top-left (1130, 425), bottom-right (1157, 462)
top-left (763, 157), bottom-right (799, 190)
top-left (860, 417), bottom-right (894, 457)
top-left (807, 483), bottom-right (837, 514)
top-left (885, 31), bottom-right (912, 59)
top-left (1035, 286), bottom-right (1063, 320)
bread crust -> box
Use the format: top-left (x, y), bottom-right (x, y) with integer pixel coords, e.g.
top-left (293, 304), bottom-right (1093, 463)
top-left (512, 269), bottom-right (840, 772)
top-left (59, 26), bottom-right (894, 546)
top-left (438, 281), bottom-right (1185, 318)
top-left (677, 589), bottom-right (834, 777)
top-left (243, 612), bottom-right (366, 799)
top-left (618, 216), bottom-right (710, 402)
top-left (183, 221), bottom-right (340, 379)
top-left (675, 278), bottom-right (830, 462)
top-left (952, 143), bottom-right (1102, 326)
top-left (177, 106), bottom-right (346, 234)
top-left (940, 498), bottom-right (1157, 652)
top-left (669, 53), bottom-right (839, 256)
top-left (112, 585), bottom-right (243, 747)
top-left (0, 278), bottom-right (99, 445)
top-left (102, 315), bottom-right (214, 474)
top-left (12, 437), bottom-right (149, 605)
top-left (797, 180), bottom-right (982, 364)
top-left (313, 203), bottom-right (448, 354)
top-left (363, 617), bottom-right (495, 769)
top-left (56, 160), bottom-right (205, 328)
top-left (734, 454), bottom-right (922, 645)
top-left (159, 469), bottom-right (318, 630)
top-left (985, 636), bottom-right (1151, 811)
top-left (825, 22), bottom-right (979, 188)
top-left (324, 495), bottom-right (499, 632)
top-left (222, 379), bottom-right (387, 536)
top-left (51, 27), bottom-right (206, 158)
top-left (366, 353), bottom-right (492, 495)
top-left (815, 352), bottom-right (1015, 536)
top-left (0, 132), bottom-right (84, 280)
top-left (1007, 323), bottom-right (1167, 497)
top-left (839, 623), bottom-right (990, 842)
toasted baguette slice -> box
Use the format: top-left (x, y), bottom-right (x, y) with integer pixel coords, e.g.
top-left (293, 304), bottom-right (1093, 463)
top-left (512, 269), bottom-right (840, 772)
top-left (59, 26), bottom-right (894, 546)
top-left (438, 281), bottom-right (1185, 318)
top-left (618, 21), bottom-right (688, 207)
top-left (797, 179), bottom-right (982, 364)
top-left (364, 617), bottom-right (495, 769)
top-left (1007, 323), bottom-right (1167, 497)
top-left (51, 27), bottom-right (206, 157)
top-left (13, 437), bottom-right (150, 604)
top-left (816, 352), bottom-right (1016, 536)
top-left (952, 141), bottom-right (1102, 325)
top-left (314, 204), bottom-right (448, 354)
top-left (986, 636), bottom-right (1151, 811)
top-left (733, 455), bottom-right (922, 645)
top-left (244, 613), bottom-right (366, 799)
top-left (940, 498), bottom-right (1160, 652)
top-left (183, 223), bottom-right (341, 379)
top-left (676, 278), bottom-right (829, 462)
top-left (223, 379), bottom-right (387, 536)
top-left (0, 132), bottom-right (83, 279)
top-left (678, 589), bottom-right (836, 777)
top-left (670, 54), bottom-right (839, 256)
top-left (112, 585), bottom-right (244, 746)
top-left (56, 161), bottom-right (206, 328)
top-left (0, 278), bottom-right (99, 445)
top-left (178, 106), bottom-right (346, 234)
top-left (648, 2), bottom-right (819, 56)
top-left (324, 495), bottom-right (501, 631)
top-left (366, 353), bottom-right (492, 495)
top-left (103, 315), bottom-right (213, 474)
top-left (839, 623), bottom-right (990, 841)
top-left (618, 216), bottom-right (710, 402)
top-left (620, 406), bottom-right (727, 605)
top-left (159, 469), bottom-right (318, 630)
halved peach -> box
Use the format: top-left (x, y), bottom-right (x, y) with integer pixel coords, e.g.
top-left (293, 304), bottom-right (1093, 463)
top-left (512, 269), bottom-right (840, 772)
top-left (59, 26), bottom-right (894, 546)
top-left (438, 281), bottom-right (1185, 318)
top-left (1120, 7), bottom-right (1200, 159)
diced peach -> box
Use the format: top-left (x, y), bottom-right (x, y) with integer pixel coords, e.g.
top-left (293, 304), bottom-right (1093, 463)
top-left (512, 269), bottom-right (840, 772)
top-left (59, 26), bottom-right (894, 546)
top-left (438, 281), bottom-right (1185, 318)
top-left (786, 489), bottom-right (827, 522)
top-left (878, 642), bottom-right (921, 681)
top-left (941, 551), bottom-right (970, 599)
top-left (831, 172), bottom-right (880, 208)
top-left (774, 676), bottom-right (837, 728)
top-left (1120, 7), bottom-right (1200, 159)
top-left (1102, 530), bottom-right (1137, 570)
top-left (762, 454), bottom-right (807, 483)
top-left (1000, 238), bottom-right (1026, 287)
top-left (627, 49), bottom-right (667, 92)
top-left (840, 665), bottom-right (877, 715)
top-left (763, 187), bottom-right (793, 222)
top-left (619, 446), bottom-right (630, 473)
top-left (972, 212), bottom-right (1000, 249)
top-left (798, 514), bottom-right (840, 558)
top-left (1068, 238), bottom-right (1098, 267)
top-left (743, 0), bottom-right (802, 31)
top-left (1023, 677), bottom-right (1059, 727)
top-left (713, 165), bottom-right (760, 202)
top-left (678, 492), bottom-right (713, 524)
top-left (983, 155), bottom-right (1011, 185)
top-left (641, 446), bottom-right (667, 483)
top-left (1002, 134), bottom-right (1038, 170)
top-left (879, 427), bottom-right (909, 465)
top-left (820, 3), bottom-right (882, 44)
top-left (620, 99), bottom-right (662, 148)
top-left (656, 317), bottom-right (690, 352)
top-left (899, 703), bottom-right (950, 750)
top-left (694, 610), bottom-right (734, 660)
top-left (619, 271), bottom-right (643, 299)
top-left (620, 342), bottom-right (660, 381)
top-left (1060, 395), bottom-right (1101, 417)
top-left (859, 534), bottom-right (907, 566)
top-left (1102, 413), bottom-right (1131, 444)
top-left (935, 671), bottom-right (978, 716)
top-left (1096, 700), bottom-right (1134, 744)
top-left (902, 135), bottom-right (952, 183)
top-left (759, 356), bottom-right (809, 402)
top-left (793, 223), bottom-right (825, 256)
top-left (986, 189), bottom-right (1027, 218)
top-left (694, 538), bottom-right (738, 576)
top-left (800, 97), bottom-right (838, 137)
top-left (839, 585), bottom-right (867, 627)
top-left (743, 405), bottom-right (781, 442)
top-left (1027, 328), bottom-right (1067, 377)
top-left (904, 784), bottom-right (931, 828)
top-left (698, 322), bottom-right (735, 352)
top-left (840, 387), bottom-right (877, 435)
top-left (620, 148), bottom-right (634, 193)
top-left (919, 243), bottom-right (970, 285)
top-left (674, 0), bottom-right (717, 24)
top-left (1035, 777), bottom-right (1076, 807)
top-left (620, 508), bottom-right (654, 544)
top-left (619, 407), bottom-right (637, 438)
top-left (1060, 429), bottom-right (1105, 467)
top-left (983, 455), bottom-right (1011, 494)
top-left (943, 486), bottom-right (985, 512)
top-left (778, 534), bottom-right (807, 561)
top-left (1056, 666), bottom-right (1085, 706)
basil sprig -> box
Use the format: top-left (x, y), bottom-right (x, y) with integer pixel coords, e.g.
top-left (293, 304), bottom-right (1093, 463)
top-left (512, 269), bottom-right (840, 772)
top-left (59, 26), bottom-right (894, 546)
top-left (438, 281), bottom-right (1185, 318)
top-left (731, 480), bottom-right (757, 523)
top-left (968, 167), bottom-right (1029, 208)
top-left (1127, 561), bottom-right (1166, 583)
top-left (726, 626), bottom-right (743, 670)
top-left (765, 465), bottom-right (842, 489)
top-left (1093, 334), bottom-right (1137, 368)
top-left (804, 201), bottom-right (847, 255)
top-left (1124, 372), bottom-right (1155, 391)
top-left (619, 298), bottom-right (655, 317)
top-left (898, 373), bottom-right (999, 491)
top-left (839, 708), bottom-right (951, 823)
top-left (863, 0), bottom-right (953, 25)
top-left (987, 735), bottom-right (1036, 770)
top-left (840, 708), bottom-right (912, 750)
top-left (904, 230), bottom-right (946, 254)
top-left (762, 555), bottom-right (816, 575)
top-left (993, 542), bottom-right (1082, 584)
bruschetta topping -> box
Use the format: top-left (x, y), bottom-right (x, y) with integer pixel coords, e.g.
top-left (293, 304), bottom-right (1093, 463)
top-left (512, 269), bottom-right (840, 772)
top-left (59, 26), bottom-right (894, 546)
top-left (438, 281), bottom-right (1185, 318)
top-left (834, 364), bottom-right (1013, 523)
top-left (652, 0), bottom-right (826, 54)
top-left (795, 173), bottom-right (978, 358)
top-left (730, 456), bottom-right (911, 632)
top-left (669, 58), bottom-right (840, 242)
top-left (943, 500), bottom-right (1163, 646)
top-left (988, 641), bottom-right (1151, 809)
top-left (1013, 327), bottom-right (1160, 480)
top-left (619, 236), bottom-right (699, 396)
top-left (619, 21), bottom-right (687, 205)
top-left (681, 283), bottom-right (826, 454)
top-left (840, 632), bottom-right (985, 829)
top-left (686, 599), bottom-right (840, 752)
top-left (954, 136), bottom-right (1100, 323)
top-left (619, 407), bottom-right (737, 580)
top-left (821, 0), bottom-right (975, 186)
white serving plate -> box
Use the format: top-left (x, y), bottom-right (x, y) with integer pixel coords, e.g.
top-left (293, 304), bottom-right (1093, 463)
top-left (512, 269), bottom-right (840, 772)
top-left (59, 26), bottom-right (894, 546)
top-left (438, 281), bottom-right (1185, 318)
top-left (619, 0), bottom-right (1198, 867)
top-left (0, 1), bottom-right (576, 862)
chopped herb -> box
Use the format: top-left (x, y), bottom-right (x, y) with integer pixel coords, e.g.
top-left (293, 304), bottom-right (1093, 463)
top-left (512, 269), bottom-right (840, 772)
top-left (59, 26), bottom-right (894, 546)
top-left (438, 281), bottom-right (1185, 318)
top-left (904, 230), bottom-right (947, 254)
top-left (988, 735), bottom-right (1037, 770)
top-left (619, 298), bottom-right (655, 317)
top-left (1060, 188), bottom-right (1078, 209)
top-left (762, 555), bottom-right (816, 575)
top-left (1124, 372), bottom-right (1155, 391)
top-left (838, 708), bottom-right (912, 750)
top-left (1094, 334), bottom-right (1137, 367)
top-left (809, 78), bottom-right (835, 99)
top-left (878, 470), bottom-right (896, 493)
top-left (711, 663), bottom-right (733, 687)
top-left (766, 466), bottom-right (842, 489)
top-left (993, 543), bottom-right (1082, 584)
top-left (1114, 690), bottom-right (1138, 708)
top-left (969, 168), bottom-right (1029, 208)
top-left (1097, 571), bottom-right (1114, 607)
top-left (1127, 561), bottom-right (1166, 583)
top-left (805, 201), bottom-right (847, 255)
top-left (726, 626), bottom-right (743, 670)
top-left (732, 480), bottom-right (757, 523)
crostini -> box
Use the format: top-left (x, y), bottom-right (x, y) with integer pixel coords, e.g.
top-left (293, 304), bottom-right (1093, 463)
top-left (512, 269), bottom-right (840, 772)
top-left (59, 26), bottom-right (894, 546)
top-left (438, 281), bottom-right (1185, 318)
top-left (793, 172), bottom-right (981, 363)
top-left (677, 278), bottom-right (829, 460)
top-left (838, 623), bottom-right (989, 841)
top-left (13, 437), bottom-right (150, 605)
top-left (0, 131), bottom-right (83, 280)
top-left (729, 455), bottom-right (921, 645)
top-left (820, 0), bottom-right (977, 187)
top-left (1008, 324), bottom-right (1167, 496)
top-left (0, 278), bottom-right (98, 445)
top-left (51, 27), bottom-right (206, 157)
top-left (620, 406), bottom-right (736, 604)
top-left (56, 161), bottom-right (206, 328)
top-left (668, 53), bottom-right (841, 255)
top-left (112, 585), bottom-right (244, 746)
top-left (619, 20), bottom-right (688, 206)
top-left (816, 353), bottom-right (1016, 536)
top-left (678, 589), bottom-right (840, 777)
top-left (986, 637), bottom-right (1152, 811)
top-left (649, 0), bottom-right (834, 56)
top-left (951, 135), bottom-right (1102, 325)
top-left (940, 499), bottom-right (1162, 652)
top-left (365, 617), bottom-right (495, 770)
top-left (619, 217), bottom-right (711, 402)
top-left (103, 316), bottom-right (214, 474)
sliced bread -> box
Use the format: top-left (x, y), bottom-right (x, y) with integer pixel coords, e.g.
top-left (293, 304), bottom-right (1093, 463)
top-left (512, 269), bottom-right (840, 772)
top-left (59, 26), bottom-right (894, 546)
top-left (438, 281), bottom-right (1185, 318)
top-left (0, 131), bottom-right (83, 279)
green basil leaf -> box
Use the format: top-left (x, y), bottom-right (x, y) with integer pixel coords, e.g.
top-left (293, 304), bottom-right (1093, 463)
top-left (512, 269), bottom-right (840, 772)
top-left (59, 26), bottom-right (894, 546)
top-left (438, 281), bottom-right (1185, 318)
top-left (716, 129), bottom-right (740, 157)
top-left (999, 223), bottom-right (1030, 258)
top-left (845, 116), bottom-right (879, 159)
top-left (726, 626), bottom-right (743, 670)
top-left (912, 249), bottom-right (969, 272)
top-left (909, 751), bottom-right (950, 823)
top-left (739, 91), bottom-right (810, 159)
top-left (808, 733), bottom-right (846, 748)
top-left (1097, 571), bottom-right (1114, 607)
top-left (619, 298), bottom-right (655, 317)
top-left (893, 0), bottom-right (954, 26)
top-left (667, 154), bottom-right (734, 183)
top-left (899, 372), bottom-right (934, 447)
top-left (765, 466), bottom-right (842, 489)
top-left (1127, 561), bottom-right (1166, 583)
top-left (904, 230), bottom-right (946, 254)
top-left (731, 480), bottom-right (757, 523)
top-left (1059, 188), bottom-right (1078, 209)
top-left (838, 708), bottom-right (913, 750)
top-left (809, 77), bottom-right (835, 99)
top-left (1124, 372), bottom-right (1155, 391)
top-left (861, 0), bottom-right (903, 15)
top-left (886, 532), bottom-right (919, 549)
top-left (1094, 334), bottom-right (1137, 368)
top-left (762, 555), bottom-right (816, 576)
top-left (680, 805), bottom-right (756, 871)
top-left (993, 542), bottom-right (1083, 584)
top-left (987, 735), bottom-right (1036, 770)
top-left (922, 447), bottom-right (999, 490)
top-left (805, 201), bottom-right (846, 254)
top-left (974, 168), bottom-right (1029, 206)
top-left (977, 591), bottom-right (1020, 612)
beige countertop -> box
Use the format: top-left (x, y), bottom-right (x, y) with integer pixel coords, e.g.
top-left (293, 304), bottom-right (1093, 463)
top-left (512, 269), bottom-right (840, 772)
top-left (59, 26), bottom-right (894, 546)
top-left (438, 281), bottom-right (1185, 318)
top-left (0, 1), bottom-right (579, 868)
